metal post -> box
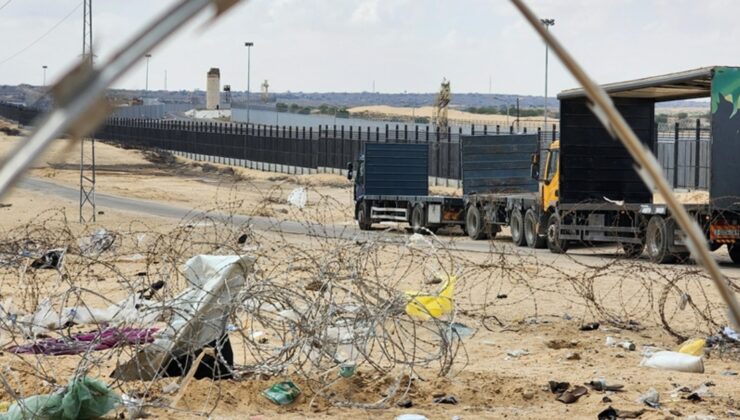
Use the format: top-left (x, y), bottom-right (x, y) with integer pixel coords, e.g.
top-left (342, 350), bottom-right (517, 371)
top-left (145, 54), bottom-right (151, 90)
top-left (244, 42), bottom-right (254, 125)
top-left (673, 122), bottom-right (679, 188)
top-left (541, 18), bottom-right (554, 132)
top-left (694, 118), bottom-right (701, 189)
top-left (42, 65), bottom-right (48, 87)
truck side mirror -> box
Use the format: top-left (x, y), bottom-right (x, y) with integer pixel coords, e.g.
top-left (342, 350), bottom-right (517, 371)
top-left (530, 153), bottom-right (540, 180)
top-left (347, 162), bottom-right (354, 180)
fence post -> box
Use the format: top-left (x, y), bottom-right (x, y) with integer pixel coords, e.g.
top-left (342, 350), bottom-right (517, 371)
top-left (483, 125), bottom-right (487, 135)
top-left (425, 126), bottom-right (429, 141)
top-left (376, 126), bottom-right (380, 142)
top-left (404, 124), bottom-right (408, 141)
top-left (671, 122), bottom-right (680, 188)
top-left (552, 124), bottom-right (557, 142)
top-left (695, 118), bottom-right (701, 189)
top-left (509, 125), bottom-right (514, 134)
top-left (415, 125), bottom-right (419, 142)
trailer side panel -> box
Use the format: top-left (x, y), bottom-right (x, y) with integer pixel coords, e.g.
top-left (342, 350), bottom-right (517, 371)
top-left (461, 134), bottom-right (539, 195)
top-left (559, 97), bottom-right (655, 204)
top-left (364, 143), bottom-right (428, 196)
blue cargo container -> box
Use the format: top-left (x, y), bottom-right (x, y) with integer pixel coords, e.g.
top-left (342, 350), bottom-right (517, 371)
top-left (349, 143), bottom-right (465, 233)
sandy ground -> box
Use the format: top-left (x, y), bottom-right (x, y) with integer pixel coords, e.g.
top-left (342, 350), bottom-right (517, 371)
top-left (0, 122), bottom-right (737, 419)
top-left (0, 130), bottom-right (355, 226)
top-left (348, 105), bottom-right (558, 127)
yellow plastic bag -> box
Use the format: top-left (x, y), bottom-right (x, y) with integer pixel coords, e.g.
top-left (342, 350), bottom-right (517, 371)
top-left (404, 275), bottom-right (457, 321)
top-left (677, 338), bottom-right (705, 357)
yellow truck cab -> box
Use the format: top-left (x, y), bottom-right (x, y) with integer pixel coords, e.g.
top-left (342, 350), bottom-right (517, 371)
top-left (541, 140), bottom-right (560, 212)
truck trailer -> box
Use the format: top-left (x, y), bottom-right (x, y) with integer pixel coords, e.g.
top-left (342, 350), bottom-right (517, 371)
top-left (547, 66), bottom-right (740, 264)
top-left (348, 142), bottom-right (465, 233)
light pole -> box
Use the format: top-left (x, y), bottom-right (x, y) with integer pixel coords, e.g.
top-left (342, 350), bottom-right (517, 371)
top-left (42, 65), bottom-right (48, 87)
top-left (145, 54), bottom-right (152, 91)
top-left (541, 18), bottom-right (554, 136)
top-left (244, 41), bottom-right (254, 125)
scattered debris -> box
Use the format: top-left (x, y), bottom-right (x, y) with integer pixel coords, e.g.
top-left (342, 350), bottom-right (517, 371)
top-left (79, 228), bottom-right (116, 256)
top-left (404, 275), bottom-right (457, 321)
top-left (598, 406), bottom-right (646, 420)
top-left (556, 385), bottom-right (588, 404)
top-left (506, 349), bottom-right (530, 358)
top-left (396, 415), bottom-right (427, 420)
top-left (548, 381), bottom-right (570, 394)
top-left (496, 293), bottom-right (508, 299)
top-left (0, 203), bottom-right (11, 208)
top-left (721, 370), bottom-right (738, 376)
top-left (602, 396), bottom-right (612, 403)
top-left (30, 248), bottom-right (65, 270)
top-left (546, 339), bottom-right (577, 350)
top-left (450, 322), bottom-right (476, 339)
top-left (586, 380), bottom-right (624, 392)
top-left (0, 376), bottom-right (118, 420)
top-left (262, 381), bottom-right (301, 406)
top-left (432, 395), bottom-right (458, 405)
top-left (287, 187), bottom-right (307, 208)
top-left (565, 352), bottom-right (581, 360)
top-left (678, 338), bottom-right (706, 356)
top-left (113, 255), bottom-right (255, 381)
top-left (640, 351), bottom-right (704, 373)
top-left (637, 387), bottom-right (660, 408)
top-left (9, 327), bottom-right (157, 355)
top-left (396, 399), bottom-right (413, 408)
top-left (580, 322), bottom-right (600, 331)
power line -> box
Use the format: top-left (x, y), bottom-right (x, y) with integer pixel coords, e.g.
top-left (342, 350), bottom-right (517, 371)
top-left (0, 1), bottom-right (83, 66)
top-left (0, 0), bottom-right (13, 12)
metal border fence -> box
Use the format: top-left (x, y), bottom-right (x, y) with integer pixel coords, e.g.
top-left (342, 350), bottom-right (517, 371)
top-left (0, 102), bottom-right (711, 189)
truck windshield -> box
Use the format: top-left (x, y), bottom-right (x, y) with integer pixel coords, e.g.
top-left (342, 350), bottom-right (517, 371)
top-left (546, 150), bottom-right (559, 182)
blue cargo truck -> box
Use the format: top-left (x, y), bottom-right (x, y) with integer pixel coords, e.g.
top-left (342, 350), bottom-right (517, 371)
top-left (348, 135), bottom-right (551, 243)
top-left (348, 143), bottom-right (465, 233)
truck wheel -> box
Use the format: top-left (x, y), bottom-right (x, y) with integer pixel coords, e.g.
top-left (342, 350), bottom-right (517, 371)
top-left (510, 208), bottom-right (526, 246)
top-left (525, 209), bottom-right (546, 249)
top-left (646, 216), bottom-right (675, 264)
top-left (357, 205), bottom-right (372, 231)
top-left (411, 204), bottom-right (426, 234)
top-left (466, 206), bottom-right (487, 240)
top-left (621, 243), bottom-right (644, 258)
top-left (728, 243), bottom-right (740, 264)
top-left (546, 213), bottom-right (569, 254)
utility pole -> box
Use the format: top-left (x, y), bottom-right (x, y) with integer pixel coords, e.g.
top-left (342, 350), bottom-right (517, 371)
top-left (244, 41), bottom-right (253, 125)
top-left (541, 18), bottom-right (555, 135)
top-left (79, 0), bottom-right (96, 223)
top-left (42, 65), bottom-right (48, 87)
top-left (145, 53), bottom-right (152, 91)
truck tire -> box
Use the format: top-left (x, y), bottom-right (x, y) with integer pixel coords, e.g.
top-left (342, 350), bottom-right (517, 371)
top-left (728, 243), bottom-right (740, 264)
top-left (546, 213), bottom-right (569, 254)
top-left (466, 206), bottom-right (487, 240)
top-left (525, 209), bottom-right (547, 249)
top-left (510, 208), bottom-right (526, 246)
top-left (411, 204), bottom-right (426, 234)
top-left (357, 204), bottom-right (372, 231)
top-left (646, 216), bottom-right (675, 264)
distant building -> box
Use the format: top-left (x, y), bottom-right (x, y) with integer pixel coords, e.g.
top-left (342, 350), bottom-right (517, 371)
top-left (206, 68), bottom-right (220, 110)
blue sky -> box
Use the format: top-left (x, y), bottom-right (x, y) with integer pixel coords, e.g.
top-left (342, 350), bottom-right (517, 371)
top-left (0, 0), bottom-right (738, 96)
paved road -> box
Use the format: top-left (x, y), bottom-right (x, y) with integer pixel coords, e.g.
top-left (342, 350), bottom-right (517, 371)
top-left (16, 177), bottom-right (740, 271)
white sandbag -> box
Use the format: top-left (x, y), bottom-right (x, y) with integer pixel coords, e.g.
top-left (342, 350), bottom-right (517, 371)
top-left (640, 350), bottom-right (704, 373)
